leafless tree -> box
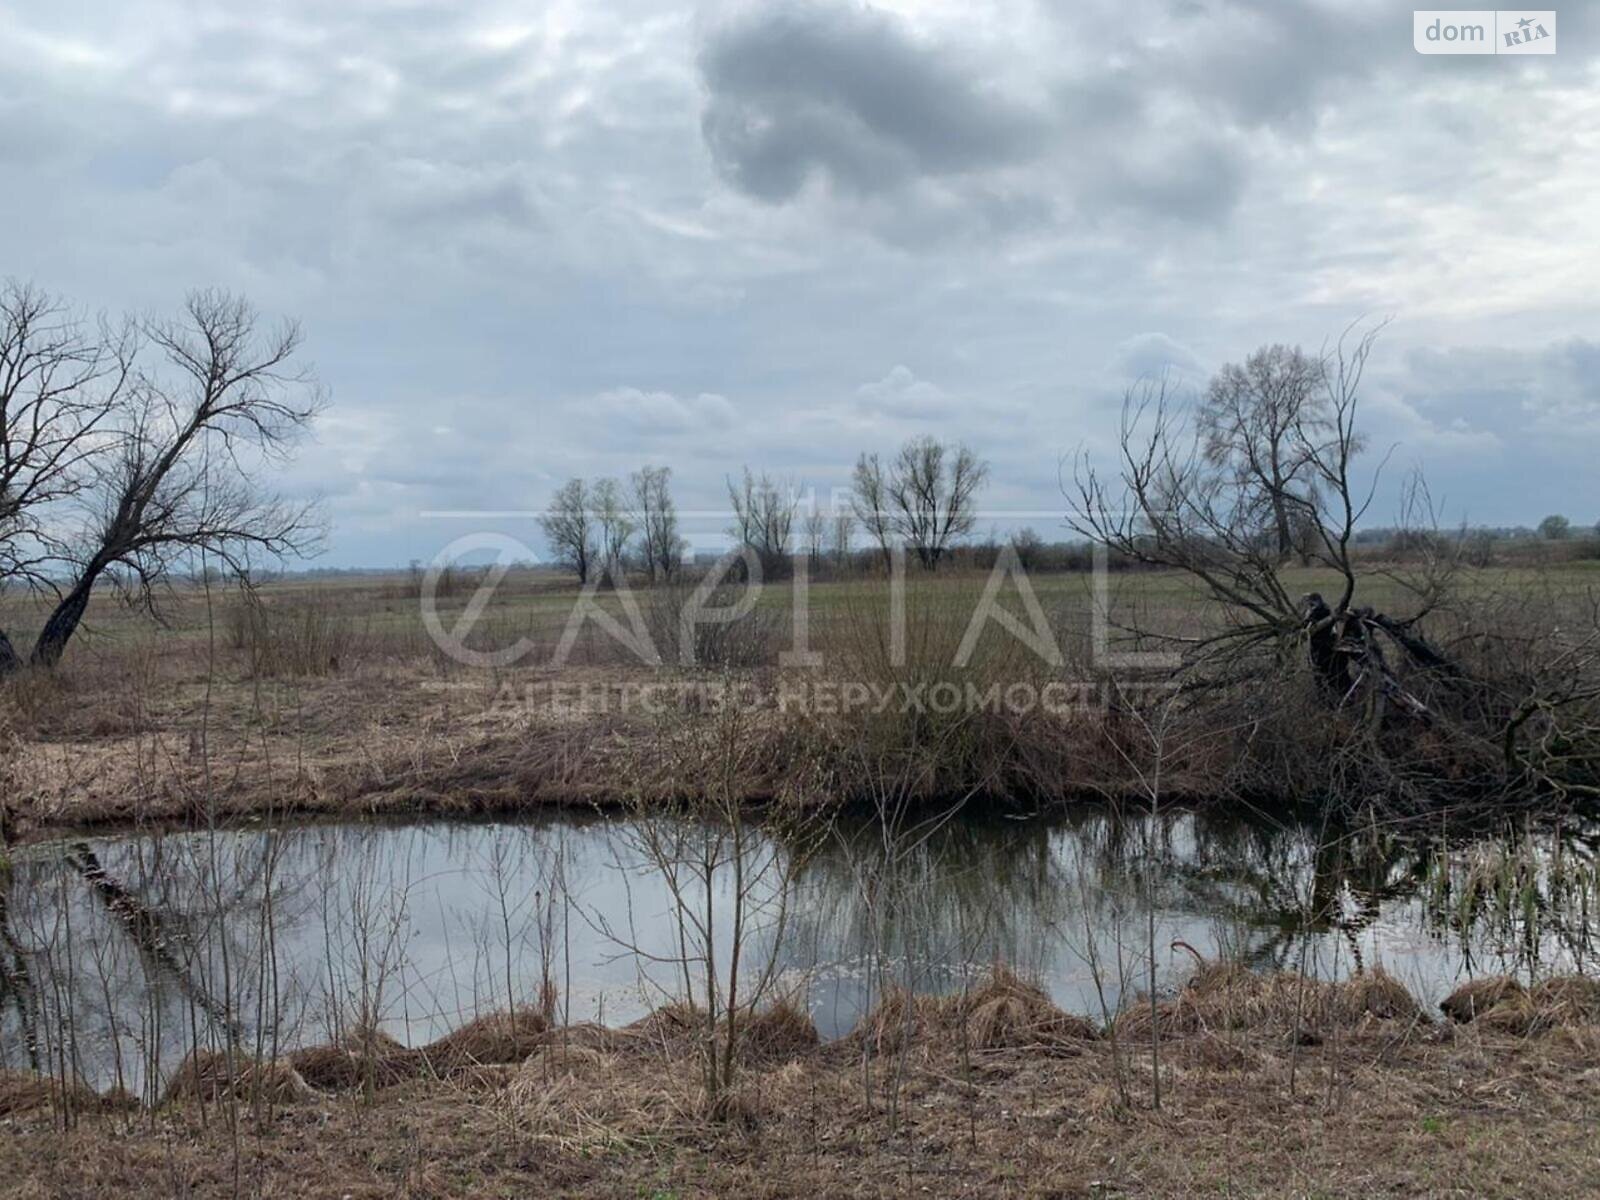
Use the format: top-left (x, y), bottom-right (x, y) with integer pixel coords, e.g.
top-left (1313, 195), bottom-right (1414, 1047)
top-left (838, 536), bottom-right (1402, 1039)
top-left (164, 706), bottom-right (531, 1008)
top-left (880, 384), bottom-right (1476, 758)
top-left (539, 478), bottom-right (595, 584)
top-left (830, 509), bottom-right (855, 572)
top-left (1009, 526), bottom-right (1044, 571)
top-left (1196, 344), bottom-right (1331, 561)
top-left (1063, 324), bottom-right (1600, 804)
top-left (727, 467), bottom-right (796, 578)
top-left (629, 464), bottom-right (681, 582)
top-left (852, 437), bottom-right (988, 571)
top-left (592, 477), bottom-right (634, 573)
top-left (0, 286), bottom-right (322, 674)
top-left (850, 455), bottom-right (895, 575)
top-left (802, 506), bottom-right (826, 572)
top-left (1066, 326), bottom-right (1418, 692)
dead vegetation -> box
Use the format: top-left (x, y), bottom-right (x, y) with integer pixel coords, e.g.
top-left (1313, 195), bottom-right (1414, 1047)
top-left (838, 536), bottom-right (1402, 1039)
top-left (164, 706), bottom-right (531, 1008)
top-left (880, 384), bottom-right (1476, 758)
top-left (1440, 973), bottom-right (1600, 1034)
top-left (160, 1049), bottom-right (315, 1105)
top-left (1115, 960), bottom-right (1426, 1043)
top-left (4, 963), bottom-right (1600, 1199)
top-left (852, 965), bottom-right (1101, 1058)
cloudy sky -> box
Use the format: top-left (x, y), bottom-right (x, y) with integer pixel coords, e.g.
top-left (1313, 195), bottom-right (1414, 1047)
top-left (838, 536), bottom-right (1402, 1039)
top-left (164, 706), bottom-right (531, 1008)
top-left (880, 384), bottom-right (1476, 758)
top-left (4, 0), bottom-right (1597, 565)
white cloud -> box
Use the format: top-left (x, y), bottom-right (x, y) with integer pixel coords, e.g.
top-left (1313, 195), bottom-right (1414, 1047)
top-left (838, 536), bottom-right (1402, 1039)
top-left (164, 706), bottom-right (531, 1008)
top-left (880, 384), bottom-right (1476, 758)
top-left (855, 366), bottom-right (957, 418)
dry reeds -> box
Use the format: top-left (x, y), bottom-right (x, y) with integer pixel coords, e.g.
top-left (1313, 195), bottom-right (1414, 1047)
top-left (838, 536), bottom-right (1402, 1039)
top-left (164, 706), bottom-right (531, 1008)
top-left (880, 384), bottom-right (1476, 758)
top-left (1117, 961), bottom-right (1426, 1041)
top-left (0, 1069), bottom-right (134, 1117)
top-left (505, 1043), bottom-right (697, 1154)
top-left (225, 589), bottom-right (357, 678)
top-left (161, 1050), bottom-right (315, 1105)
top-left (1439, 975), bottom-right (1524, 1023)
top-left (740, 996), bottom-right (820, 1062)
top-left (1442, 974), bottom-right (1600, 1035)
top-left (964, 965), bottom-right (1098, 1050)
top-left (853, 966), bottom-right (1097, 1057)
top-left (421, 1007), bottom-right (549, 1070)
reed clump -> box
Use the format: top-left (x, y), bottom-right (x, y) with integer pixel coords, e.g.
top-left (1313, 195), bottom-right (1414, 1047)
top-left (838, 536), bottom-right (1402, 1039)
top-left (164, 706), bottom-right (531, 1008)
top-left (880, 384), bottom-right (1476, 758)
top-left (420, 1007), bottom-right (550, 1070)
top-left (0, 1069), bottom-right (134, 1117)
top-left (741, 996), bottom-right (821, 1062)
top-left (1117, 961), bottom-right (1425, 1040)
top-left (964, 964), bottom-right (1100, 1049)
top-left (161, 1050), bottom-right (315, 1105)
top-left (1439, 974), bottom-right (1524, 1023)
top-left (853, 966), bottom-right (1098, 1056)
top-left (1441, 974), bottom-right (1600, 1034)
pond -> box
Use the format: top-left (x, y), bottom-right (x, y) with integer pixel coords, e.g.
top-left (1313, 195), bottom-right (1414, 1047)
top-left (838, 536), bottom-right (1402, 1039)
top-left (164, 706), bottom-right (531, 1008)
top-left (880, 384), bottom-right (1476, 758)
top-left (2, 806), bottom-right (1597, 1095)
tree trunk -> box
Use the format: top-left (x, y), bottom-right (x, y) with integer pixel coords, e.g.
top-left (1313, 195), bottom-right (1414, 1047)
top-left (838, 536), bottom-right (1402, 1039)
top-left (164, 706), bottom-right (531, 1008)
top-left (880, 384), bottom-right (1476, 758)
top-left (0, 628), bottom-right (21, 677)
top-left (28, 573), bottom-right (98, 669)
top-left (1272, 493), bottom-right (1292, 559)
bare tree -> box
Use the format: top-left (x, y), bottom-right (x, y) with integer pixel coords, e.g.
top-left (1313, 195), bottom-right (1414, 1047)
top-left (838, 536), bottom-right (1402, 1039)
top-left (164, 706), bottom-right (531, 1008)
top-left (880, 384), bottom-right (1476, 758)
top-left (1067, 327), bottom-right (1408, 692)
top-left (850, 454), bottom-right (895, 575)
top-left (592, 477), bottom-right (634, 573)
top-left (830, 508), bottom-right (855, 572)
top-left (0, 287), bottom-right (322, 673)
top-left (1009, 526), bottom-right (1044, 571)
top-left (1539, 514), bottom-right (1571, 541)
top-left (539, 478), bottom-right (595, 584)
top-left (1, 284), bottom-right (132, 670)
top-left (1196, 344), bottom-right (1330, 561)
top-left (629, 464), bottom-right (681, 582)
top-left (853, 437), bottom-right (988, 571)
top-left (727, 468), bottom-right (796, 578)
top-left (802, 506), bottom-right (826, 572)
top-left (1062, 325), bottom-right (1600, 804)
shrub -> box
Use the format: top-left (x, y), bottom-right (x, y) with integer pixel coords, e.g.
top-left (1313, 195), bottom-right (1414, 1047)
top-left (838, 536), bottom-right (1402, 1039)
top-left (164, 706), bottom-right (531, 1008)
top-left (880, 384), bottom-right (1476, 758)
top-left (224, 589), bottom-right (356, 677)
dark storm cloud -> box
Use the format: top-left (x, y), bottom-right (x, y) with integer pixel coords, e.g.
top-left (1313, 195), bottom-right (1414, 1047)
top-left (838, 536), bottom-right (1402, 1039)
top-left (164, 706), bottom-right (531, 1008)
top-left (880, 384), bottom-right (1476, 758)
top-left (695, 1), bottom-right (1269, 232)
top-left (699, 3), bottom-right (1046, 200)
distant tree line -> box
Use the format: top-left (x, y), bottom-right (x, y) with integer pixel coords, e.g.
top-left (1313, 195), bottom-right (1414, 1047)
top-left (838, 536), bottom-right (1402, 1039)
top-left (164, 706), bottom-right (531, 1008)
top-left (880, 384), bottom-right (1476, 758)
top-left (535, 435), bottom-right (994, 585)
top-left (538, 465), bottom-right (684, 585)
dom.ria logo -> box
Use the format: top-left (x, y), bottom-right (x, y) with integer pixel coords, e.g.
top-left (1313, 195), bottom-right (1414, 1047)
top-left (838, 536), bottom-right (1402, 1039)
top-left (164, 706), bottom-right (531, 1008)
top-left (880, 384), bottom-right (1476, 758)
top-left (1414, 10), bottom-right (1556, 54)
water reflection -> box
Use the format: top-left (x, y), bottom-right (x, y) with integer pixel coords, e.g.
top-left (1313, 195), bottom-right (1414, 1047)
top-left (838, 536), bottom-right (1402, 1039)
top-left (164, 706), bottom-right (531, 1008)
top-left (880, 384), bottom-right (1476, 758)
top-left (1, 806), bottom-right (1595, 1092)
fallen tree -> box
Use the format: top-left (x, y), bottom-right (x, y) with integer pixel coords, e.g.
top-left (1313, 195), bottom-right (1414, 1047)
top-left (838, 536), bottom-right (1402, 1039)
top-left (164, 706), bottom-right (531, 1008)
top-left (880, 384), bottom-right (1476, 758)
top-left (1067, 325), bottom-right (1600, 809)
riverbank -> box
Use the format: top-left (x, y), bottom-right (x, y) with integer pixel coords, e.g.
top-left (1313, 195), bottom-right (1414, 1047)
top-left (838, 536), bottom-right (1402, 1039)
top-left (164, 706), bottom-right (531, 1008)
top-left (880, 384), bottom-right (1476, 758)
top-left (3, 965), bottom-right (1598, 1198)
top-left (4, 563), bottom-right (1599, 840)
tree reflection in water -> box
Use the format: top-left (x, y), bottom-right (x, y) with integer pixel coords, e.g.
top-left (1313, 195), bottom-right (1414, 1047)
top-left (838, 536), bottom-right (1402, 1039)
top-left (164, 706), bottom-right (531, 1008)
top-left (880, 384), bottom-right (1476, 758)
top-left (1, 806), bottom-right (1594, 1092)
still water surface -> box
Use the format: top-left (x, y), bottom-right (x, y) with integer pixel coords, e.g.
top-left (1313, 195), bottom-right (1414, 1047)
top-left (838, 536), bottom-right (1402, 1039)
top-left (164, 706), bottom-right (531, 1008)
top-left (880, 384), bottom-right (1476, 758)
top-left (2, 807), bottom-right (1595, 1092)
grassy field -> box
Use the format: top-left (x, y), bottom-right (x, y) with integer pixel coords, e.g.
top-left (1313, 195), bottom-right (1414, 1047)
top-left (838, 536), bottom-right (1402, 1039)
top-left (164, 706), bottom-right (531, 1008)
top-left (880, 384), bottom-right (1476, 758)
top-left (2, 559), bottom-right (1598, 836)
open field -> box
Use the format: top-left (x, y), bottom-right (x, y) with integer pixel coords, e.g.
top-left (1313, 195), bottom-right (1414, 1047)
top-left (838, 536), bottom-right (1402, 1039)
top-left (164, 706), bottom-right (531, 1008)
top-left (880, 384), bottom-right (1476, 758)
top-left (3, 561), bottom-right (1600, 837)
top-left (3, 960), bottom-right (1599, 1198)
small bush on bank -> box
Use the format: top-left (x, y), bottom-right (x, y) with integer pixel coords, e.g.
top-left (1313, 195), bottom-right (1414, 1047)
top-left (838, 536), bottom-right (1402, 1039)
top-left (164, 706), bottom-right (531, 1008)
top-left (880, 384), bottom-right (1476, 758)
top-left (224, 589), bottom-right (357, 677)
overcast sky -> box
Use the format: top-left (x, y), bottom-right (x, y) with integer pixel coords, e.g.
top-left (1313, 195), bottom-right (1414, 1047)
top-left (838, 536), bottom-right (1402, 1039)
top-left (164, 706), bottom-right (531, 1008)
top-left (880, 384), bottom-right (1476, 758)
top-left (4, 0), bottom-right (1597, 566)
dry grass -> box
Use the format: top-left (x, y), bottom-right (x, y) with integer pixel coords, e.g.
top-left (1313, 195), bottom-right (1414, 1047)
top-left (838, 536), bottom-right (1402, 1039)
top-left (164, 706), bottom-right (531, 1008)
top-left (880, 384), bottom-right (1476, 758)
top-left (159, 1050), bottom-right (315, 1105)
top-left (1439, 974), bottom-right (1525, 1023)
top-left (741, 995), bottom-right (821, 1062)
top-left (963, 964), bottom-right (1100, 1050)
top-left (0, 1070), bottom-right (133, 1118)
top-left (5, 977), bottom-right (1600, 1198)
top-left (1443, 973), bottom-right (1600, 1035)
top-left (851, 965), bottom-right (1099, 1058)
top-left (1117, 960), bottom-right (1428, 1042)
top-left (421, 1007), bottom-right (551, 1071)
top-left (3, 561), bottom-right (1597, 836)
